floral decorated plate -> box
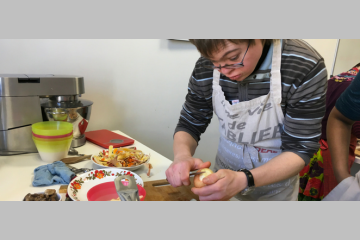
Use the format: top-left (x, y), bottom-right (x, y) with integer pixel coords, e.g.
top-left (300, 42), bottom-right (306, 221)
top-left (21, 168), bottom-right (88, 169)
top-left (91, 147), bottom-right (150, 171)
top-left (68, 168), bottom-right (144, 201)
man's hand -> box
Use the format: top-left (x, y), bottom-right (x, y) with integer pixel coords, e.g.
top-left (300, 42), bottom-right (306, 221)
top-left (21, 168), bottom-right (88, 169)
top-left (191, 169), bottom-right (247, 201)
top-left (165, 155), bottom-right (211, 187)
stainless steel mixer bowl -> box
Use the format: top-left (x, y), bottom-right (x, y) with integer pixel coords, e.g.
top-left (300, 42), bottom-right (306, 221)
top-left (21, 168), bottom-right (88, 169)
top-left (41, 96), bottom-right (93, 148)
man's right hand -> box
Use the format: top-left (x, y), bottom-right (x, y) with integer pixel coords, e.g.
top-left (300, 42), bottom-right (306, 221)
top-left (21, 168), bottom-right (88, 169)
top-left (165, 155), bottom-right (211, 187)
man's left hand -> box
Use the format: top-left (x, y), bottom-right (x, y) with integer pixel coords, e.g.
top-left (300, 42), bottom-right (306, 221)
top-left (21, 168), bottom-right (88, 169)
top-left (191, 169), bottom-right (248, 201)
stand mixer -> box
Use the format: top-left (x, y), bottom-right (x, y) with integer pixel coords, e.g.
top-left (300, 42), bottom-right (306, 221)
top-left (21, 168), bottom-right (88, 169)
top-left (0, 74), bottom-right (93, 155)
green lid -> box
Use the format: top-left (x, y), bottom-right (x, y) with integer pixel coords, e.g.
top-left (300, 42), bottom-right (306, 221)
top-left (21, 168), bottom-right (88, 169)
top-left (32, 121), bottom-right (73, 136)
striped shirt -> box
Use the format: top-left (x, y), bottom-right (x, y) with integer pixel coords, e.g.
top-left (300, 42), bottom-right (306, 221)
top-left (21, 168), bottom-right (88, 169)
top-left (175, 39), bottom-right (328, 164)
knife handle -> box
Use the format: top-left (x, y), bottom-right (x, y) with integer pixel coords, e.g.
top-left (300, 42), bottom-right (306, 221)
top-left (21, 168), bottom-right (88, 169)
top-left (61, 155), bottom-right (92, 164)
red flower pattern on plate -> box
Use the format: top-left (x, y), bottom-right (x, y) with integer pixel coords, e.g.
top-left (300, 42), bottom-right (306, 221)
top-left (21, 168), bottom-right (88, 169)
top-left (68, 170), bottom-right (142, 201)
top-left (71, 182), bottom-right (81, 190)
top-left (94, 170), bottom-right (105, 179)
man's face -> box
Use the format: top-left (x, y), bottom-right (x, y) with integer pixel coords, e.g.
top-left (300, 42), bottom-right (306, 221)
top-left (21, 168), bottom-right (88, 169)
top-left (208, 40), bottom-right (264, 81)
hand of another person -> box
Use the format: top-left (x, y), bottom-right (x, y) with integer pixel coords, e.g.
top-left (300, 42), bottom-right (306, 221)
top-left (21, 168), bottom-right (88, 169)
top-left (191, 169), bottom-right (247, 201)
top-left (165, 155), bottom-right (211, 187)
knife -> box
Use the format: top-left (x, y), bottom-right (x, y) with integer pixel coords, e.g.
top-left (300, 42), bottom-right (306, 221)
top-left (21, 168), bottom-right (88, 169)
top-left (61, 155), bottom-right (92, 164)
top-left (189, 171), bottom-right (205, 176)
top-left (159, 171), bottom-right (205, 187)
top-left (66, 164), bottom-right (94, 175)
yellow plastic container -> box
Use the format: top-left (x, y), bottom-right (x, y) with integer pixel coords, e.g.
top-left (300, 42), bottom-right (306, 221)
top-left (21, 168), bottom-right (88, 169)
top-left (32, 121), bottom-right (73, 163)
top-left (32, 121), bottom-right (73, 137)
top-left (32, 135), bottom-right (73, 163)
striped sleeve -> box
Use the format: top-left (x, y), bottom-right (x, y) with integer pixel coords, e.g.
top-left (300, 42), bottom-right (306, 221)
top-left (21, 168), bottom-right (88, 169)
top-left (280, 39), bottom-right (328, 163)
top-left (174, 58), bottom-right (214, 143)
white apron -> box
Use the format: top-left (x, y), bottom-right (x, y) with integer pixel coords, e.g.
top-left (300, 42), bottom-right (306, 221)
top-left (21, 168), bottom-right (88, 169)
top-left (212, 40), bottom-right (299, 201)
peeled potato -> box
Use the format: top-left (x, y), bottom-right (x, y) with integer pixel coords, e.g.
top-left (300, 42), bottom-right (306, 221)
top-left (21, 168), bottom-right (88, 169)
top-left (193, 168), bottom-right (213, 188)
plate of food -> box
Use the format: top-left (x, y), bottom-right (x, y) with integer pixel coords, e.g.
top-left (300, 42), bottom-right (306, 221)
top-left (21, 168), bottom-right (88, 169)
top-left (91, 145), bottom-right (151, 171)
top-left (68, 168), bottom-right (145, 201)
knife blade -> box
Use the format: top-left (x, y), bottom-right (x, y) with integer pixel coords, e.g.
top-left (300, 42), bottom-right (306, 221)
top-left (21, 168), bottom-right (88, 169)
top-left (189, 171), bottom-right (205, 176)
top-left (161, 171), bottom-right (205, 187)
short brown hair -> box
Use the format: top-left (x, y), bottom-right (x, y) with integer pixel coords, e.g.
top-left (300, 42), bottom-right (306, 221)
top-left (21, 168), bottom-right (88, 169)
top-left (189, 39), bottom-right (273, 59)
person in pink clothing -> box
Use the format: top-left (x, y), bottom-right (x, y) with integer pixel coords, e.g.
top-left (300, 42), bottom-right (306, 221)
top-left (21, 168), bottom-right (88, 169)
top-left (298, 63), bottom-right (360, 201)
top-left (323, 67), bottom-right (360, 201)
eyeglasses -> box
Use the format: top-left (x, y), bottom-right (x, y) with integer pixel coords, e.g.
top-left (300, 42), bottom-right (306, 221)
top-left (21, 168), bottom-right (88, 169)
top-left (203, 41), bottom-right (250, 70)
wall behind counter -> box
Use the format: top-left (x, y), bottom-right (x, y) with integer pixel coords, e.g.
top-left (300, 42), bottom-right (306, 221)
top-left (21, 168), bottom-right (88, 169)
top-left (0, 39), bottom-right (337, 168)
top-left (333, 39), bottom-right (360, 76)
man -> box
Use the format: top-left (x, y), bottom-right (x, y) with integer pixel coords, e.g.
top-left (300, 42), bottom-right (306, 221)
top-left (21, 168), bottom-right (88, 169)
top-left (166, 39), bottom-right (328, 201)
top-left (323, 71), bottom-right (360, 201)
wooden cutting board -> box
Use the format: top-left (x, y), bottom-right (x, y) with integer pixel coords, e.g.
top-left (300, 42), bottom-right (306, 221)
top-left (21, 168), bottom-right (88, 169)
top-left (143, 178), bottom-right (199, 201)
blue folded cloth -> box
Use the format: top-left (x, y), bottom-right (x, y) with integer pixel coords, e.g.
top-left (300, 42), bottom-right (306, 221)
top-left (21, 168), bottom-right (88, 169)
top-left (32, 161), bottom-right (75, 187)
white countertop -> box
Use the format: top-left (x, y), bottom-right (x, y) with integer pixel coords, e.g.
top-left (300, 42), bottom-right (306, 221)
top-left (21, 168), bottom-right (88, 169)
top-left (0, 130), bottom-right (173, 201)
